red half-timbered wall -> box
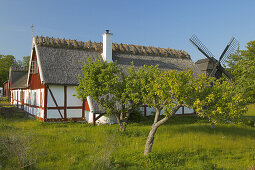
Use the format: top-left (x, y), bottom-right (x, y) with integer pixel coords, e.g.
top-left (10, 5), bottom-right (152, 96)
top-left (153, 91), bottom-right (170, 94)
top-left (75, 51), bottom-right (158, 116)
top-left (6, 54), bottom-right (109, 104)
top-left (9, 47), bottom-right (89, 122)
top-left (24, 48), bottom-right (89, 122)
top-left (29, 48), bottom-right (44, 90)
top-left (3, 81), bottom-right (9, 98)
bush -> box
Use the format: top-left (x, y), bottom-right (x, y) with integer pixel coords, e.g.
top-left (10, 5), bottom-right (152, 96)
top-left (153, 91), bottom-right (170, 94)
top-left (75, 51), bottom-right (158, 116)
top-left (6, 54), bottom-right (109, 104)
top-left (243, 117), bottom-right (255, 127)
top-left (128, 108), bottom-right (145, 123)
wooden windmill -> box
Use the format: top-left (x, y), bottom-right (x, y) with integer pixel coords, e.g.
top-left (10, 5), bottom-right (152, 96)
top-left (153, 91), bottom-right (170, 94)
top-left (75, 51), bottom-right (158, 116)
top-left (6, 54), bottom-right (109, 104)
top-left (189, 35), bottom-right (239, 81)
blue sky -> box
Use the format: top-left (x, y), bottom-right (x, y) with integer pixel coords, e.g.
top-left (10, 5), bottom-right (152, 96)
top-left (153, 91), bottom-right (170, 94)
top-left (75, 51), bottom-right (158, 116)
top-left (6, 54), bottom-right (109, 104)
top-left (0, 0), bottom-right (255, 62)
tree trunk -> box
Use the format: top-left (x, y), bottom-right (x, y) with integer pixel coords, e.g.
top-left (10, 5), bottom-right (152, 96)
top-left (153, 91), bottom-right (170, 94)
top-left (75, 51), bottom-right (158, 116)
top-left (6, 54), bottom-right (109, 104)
top-left (115, 114), bottom-right (123, 131)
top-left (144, 105), bottom-right (181, 156)
top-left (144, 116), bottom-right (168, 156)
top-left (119, 123), bottom-right (126, 131)
top-left (115, 113), bottom-right (129, 132)
top-left (153, 107), bottom-right (161, 124)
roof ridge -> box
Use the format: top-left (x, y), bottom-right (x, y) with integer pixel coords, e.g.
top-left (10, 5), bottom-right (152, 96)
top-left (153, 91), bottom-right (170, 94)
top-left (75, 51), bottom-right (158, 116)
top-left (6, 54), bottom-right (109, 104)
top-left (11, 66), bottom-right (28, 72)
top-left (34, 36), bottom-right (190, 59)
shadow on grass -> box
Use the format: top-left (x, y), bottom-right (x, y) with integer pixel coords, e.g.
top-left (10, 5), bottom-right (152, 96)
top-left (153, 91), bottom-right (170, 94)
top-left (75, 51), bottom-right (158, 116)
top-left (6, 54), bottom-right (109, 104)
top-left (0, 105), bottom-right (29, 122)
top-left (113, 149), bottom-right (223, 169)
top-left (139, 115), bottom-right (208, 126)
top-left (244, 116), bottom-right (255, 120)
top-left (175, 124), bottom-right (255, 138)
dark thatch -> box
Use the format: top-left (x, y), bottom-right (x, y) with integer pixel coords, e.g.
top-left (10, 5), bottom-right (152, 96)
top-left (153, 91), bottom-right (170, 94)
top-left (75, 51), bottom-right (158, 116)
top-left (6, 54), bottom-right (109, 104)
top-left (9, 67), bottom-right (28, 89)
top-left (35, 36), bottom-right (201, 86)
top-left (37, 46), bottom-right (101, 85)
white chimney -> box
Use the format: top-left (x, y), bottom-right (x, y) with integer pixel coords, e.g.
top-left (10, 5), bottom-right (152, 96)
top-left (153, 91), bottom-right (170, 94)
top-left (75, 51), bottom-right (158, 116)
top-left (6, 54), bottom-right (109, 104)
top-left (102, 30), bottom-right (113, 62)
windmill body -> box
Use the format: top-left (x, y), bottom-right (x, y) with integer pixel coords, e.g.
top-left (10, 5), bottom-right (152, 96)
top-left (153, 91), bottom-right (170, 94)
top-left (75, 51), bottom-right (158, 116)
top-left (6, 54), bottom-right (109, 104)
top-left (195, 58), bottom-right (222, 79)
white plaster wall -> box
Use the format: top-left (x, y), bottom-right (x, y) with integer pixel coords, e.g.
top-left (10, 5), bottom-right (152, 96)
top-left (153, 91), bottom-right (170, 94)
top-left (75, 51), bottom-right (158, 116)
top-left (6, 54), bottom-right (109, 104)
top-left (46, 85), bottom-right (83, 119)
top-left (97, 114), bottom-right (116, 124)
top-left (184, 107), bottom-right (194, 113)
top-left (67, 109), bottom-right (82, 118)
top-left (86, 96), bottom-right (116, 124)
top-left (47, 110), bottom-right (62, 118)
top-left (47, 85), bottom-right (64, 107)
top-left (176, 107), bottom-right (183, 114)
top-left (143, 107), bottom-right (165, 116)
top-left (86, 111), bottom-right (116, 124)
top-left (10, 91), bottom-right (13, 103)
top-left (11, 90), bottom-right (18, 105)
top-left (67, 86), bottom-right (82, 106)
top-left (11, 90), bottom-right (14, 104)
top-left (46, 85), bottom-right (64, 118)
top-left (141, 106), bottom-right (193, 116)
top-left (85, 111), bottom-right (90, 122)
top-left (17, 90), bottom-right (22, 109)
top-left (66, 86), bottom-right (83, 118)
top-left (22, 89), bottom-right (44, 118)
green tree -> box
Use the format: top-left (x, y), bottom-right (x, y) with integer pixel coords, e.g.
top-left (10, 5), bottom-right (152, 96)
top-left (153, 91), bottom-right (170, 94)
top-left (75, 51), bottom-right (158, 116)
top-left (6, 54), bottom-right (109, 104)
top-left (226, 41), bottom-right (255, 103)
top-left (0, 55), bottom-right (17, 85)
top-left (130, 66), bottom-right (247, 156)
top-left (17, 56), bottom-right (30, 67)
top-left (76, 59), bottom-right (247, 155)
top-left (76, 58), bottom-right (141, 131)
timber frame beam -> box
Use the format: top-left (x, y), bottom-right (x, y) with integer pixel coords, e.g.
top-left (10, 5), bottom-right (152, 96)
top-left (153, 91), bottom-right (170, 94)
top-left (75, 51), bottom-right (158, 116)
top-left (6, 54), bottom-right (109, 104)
top-left (93, 112), bottom-right (106, 125)
top-left (44, 85), bottom-right (48, 120)
top-left (47, 86), bottom-right (64, 119)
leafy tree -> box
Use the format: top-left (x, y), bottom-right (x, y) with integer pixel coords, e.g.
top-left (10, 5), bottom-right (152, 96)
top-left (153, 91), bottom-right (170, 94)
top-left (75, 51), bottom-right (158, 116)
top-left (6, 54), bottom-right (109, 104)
top-left (225, 41), bottom-right (255, 103)
top-left (0, 55), bottom-right (17, 85)
top-left (76, 59), bottom-right (247, 155)
top-left (17, 56), bottom-right (30, 67)
top-left (130, 66), bottom-right (246, 156)
top-left (76, 58), bottom-right (141, 131)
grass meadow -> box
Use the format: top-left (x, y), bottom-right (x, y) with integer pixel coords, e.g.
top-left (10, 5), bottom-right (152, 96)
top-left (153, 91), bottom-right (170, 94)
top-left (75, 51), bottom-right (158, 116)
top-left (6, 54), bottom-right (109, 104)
top-left (0, 98), bottom-right (255, 169)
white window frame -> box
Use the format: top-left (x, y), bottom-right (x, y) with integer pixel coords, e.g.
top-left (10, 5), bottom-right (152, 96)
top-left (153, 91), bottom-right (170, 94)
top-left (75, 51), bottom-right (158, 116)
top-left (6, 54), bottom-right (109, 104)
top-left (31, 61), bottom-right (38, 74)
top-left (34, 92), bottom-right (37, 106)
top-left (40, 91), bottom-right (43, 106)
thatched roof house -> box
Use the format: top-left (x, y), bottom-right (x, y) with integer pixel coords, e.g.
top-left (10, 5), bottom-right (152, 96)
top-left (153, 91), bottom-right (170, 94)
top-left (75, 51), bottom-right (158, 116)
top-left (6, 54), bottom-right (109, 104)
top-left (8, 31), bottom-right (200, 123)
top-left (34, 35), bottom-right (201, 85)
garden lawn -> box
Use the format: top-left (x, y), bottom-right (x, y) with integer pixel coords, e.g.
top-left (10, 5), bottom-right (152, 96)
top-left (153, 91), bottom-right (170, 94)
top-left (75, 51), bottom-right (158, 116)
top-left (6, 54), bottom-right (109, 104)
top-left (246, 104), bottom-right (255, 116)
top-left (0, 103), bottom-right (255, 169)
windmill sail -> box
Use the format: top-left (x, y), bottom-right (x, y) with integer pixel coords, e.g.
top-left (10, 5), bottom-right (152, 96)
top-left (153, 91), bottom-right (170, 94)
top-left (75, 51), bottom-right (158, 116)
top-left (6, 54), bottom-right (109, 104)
top-left (189, 35), bottom-right (216, 62)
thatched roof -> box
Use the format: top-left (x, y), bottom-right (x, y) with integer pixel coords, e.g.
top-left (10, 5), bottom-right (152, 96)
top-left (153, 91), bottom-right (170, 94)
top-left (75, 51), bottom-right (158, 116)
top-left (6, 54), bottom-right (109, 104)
top-left (35, 36), bottom-right (201, 85)
top-left (9, 67), bottom-right (28, 89)
top-left (35, 36), bottom-right (190, 59)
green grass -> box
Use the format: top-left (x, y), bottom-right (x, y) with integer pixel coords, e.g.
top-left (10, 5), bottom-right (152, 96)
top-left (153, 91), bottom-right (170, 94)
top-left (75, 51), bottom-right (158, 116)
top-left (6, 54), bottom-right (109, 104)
top-left (246, 104), bottom-right (255, 116)
top-left (0, 102), bottom-right (255, 169)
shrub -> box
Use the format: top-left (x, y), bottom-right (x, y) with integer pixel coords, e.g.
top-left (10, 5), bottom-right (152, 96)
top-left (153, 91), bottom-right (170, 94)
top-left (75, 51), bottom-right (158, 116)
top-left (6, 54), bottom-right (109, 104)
top-left (128, 108), bottom-right (145, 123)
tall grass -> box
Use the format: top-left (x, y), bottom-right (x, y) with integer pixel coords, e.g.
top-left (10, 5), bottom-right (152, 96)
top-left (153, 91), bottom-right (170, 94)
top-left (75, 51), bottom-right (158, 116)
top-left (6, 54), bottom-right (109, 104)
top-left (246, 104), bottom-right (255, 116)
top-left (0, 103), bottom-right (255, 169)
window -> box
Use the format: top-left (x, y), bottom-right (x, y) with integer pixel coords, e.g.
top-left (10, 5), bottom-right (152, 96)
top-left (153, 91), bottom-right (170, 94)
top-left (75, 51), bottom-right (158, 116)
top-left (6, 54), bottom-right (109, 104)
top-left (34, 92), bottom-right (37, 106)
top-left (40, 91), bottom-right (43, 106)
top-left (31, 61), bottom-right (38, 74)
top-left (28, 92), bottom-right (31, 104)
